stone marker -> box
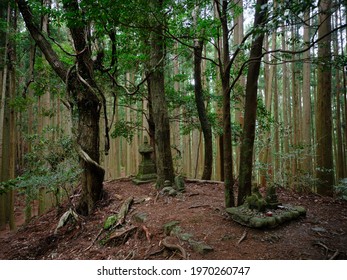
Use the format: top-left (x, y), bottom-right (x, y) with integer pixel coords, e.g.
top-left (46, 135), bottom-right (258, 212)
top-left (132, 136), bottom-right (157, 185)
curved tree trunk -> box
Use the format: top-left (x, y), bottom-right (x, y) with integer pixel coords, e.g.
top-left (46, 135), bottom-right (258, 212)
top-left (17, 0), bottom-right (105, 215)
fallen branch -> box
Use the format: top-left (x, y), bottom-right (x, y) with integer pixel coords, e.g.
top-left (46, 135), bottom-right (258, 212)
top-left (162, 237), bottom-right (187, 259)
top-left (105, 176), bottom-right (133, 183)
top-left (237, 230), bottom-right (248, 245)
top-left (185, 178), bottom-right (223, 184)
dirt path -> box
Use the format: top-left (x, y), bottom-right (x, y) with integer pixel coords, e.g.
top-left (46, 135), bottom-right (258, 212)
top-left (1, 180), bottom-right (346, 260)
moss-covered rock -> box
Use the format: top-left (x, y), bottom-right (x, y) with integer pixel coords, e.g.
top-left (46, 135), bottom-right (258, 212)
top-left (163, 220), bottom-right (180, 235)
top-left (188, 240), bottom-right (214, 254)
top-left (226, 203), bottom-right (306, 229)
top-left (104, 215), bottom-right (118, 230)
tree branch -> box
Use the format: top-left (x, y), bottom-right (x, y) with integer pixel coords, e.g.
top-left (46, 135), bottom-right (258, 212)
top-left (16, 0), bottom-right (68, 81)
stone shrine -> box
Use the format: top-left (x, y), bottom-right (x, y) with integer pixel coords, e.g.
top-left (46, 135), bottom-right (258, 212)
top-left (132, 136), bottom-right (157, 185)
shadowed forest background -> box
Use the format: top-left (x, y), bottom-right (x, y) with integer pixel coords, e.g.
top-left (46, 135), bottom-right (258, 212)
top-left (0, 0), bottom-right (347, 260)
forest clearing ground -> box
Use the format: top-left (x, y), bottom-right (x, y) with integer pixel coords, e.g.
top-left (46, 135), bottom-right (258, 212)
top-left (0, 180), bottom-right (347, 260)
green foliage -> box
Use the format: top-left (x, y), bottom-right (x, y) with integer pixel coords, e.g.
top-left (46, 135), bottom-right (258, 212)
top-left (17, 158), bottom-right (81, 199)
top-left (335, 179), bottom-right (347, 201)
top-left (0, 179), bottom-right (17, 195)
top-left (14, 131), bottom-right (82, 207)
top-left (256, 97), bottom-right (274, 132)
top-left (110, 119), bottom-right (141, 143)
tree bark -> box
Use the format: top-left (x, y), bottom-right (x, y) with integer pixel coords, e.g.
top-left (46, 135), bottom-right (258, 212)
top-left (193, 40), bottom-right (213, 180)
top-left (216, 0), bottom-right (235, 207)
top-left (148, 0), bottom-right (175, 188)
top-left (302, 10), bottom-right (312, 175)
top-left (17, 0), bottom-right (105, 215)
top-left (316, 0), bottom-right (334, 196)
top-left (238, 0), bottom-right (268, 205)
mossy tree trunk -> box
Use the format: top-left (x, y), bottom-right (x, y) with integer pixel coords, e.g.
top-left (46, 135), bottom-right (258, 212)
top-left (17, 0), bottom-right (105, 215)
top-left (147, 0), bottom-right (175, 188)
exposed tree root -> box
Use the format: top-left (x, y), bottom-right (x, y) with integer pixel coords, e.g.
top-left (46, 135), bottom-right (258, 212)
top-left (314, 241), bottom-right (341, 259)
top-left (142, 225), bottom-right (151, 242)
top-left (106, 226), bottom-right (138, 245)
top-left (162, 237), bottom-right (187, 259)
top-left (145, 247), bottom-right (165, 259)
top-left (116, 196), bottom-right (134, 226)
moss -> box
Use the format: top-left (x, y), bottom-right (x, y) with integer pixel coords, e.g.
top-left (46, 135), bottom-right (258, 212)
top-left (104, 215), bottom-right (118, 230)
top-left (163, 220), bottom-right (180, 235)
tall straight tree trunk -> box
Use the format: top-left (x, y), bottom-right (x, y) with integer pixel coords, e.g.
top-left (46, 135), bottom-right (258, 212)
top-left (316, 0), bottom-right (334, 196)
top-left (291, 26), bottom-right (301, 188)
top-left (217, 0), bottom-right (234, 207)
top-left (192, 5), bottom-right (213, 180)
top-left (233, 0), bottom-right (245, 175)
top-left (333, 11), bottom-right (345, 180)
top-left (281, 26), bottom-right (290, 186)
top-left (0, 2), bottom-right (16, 230)
top-left (148, 0), bottom-right (174, 188)
top-left (0, 0), bottom-right (9, 230)
top-left (260, 31), bottom-right (276, 188)
top-left (238, 0), bottom-right (268, 205)
top-left (213, 1), bottom-right (224, 181)
top-left (193, 39), bottom-right (213, 180)
top-left (302, 10), bottom-right (312, 175)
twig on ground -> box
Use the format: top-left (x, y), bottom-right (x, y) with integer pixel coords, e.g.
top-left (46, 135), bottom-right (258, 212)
top-left (188, 204), bottom-right (210, 209)
top-left (329, 250), bottom-right (339, 260)
top-left (142, 225), bottom-right (151, 242)
top-left (145, 247), bottom-right (165, 259)
top-left (237, 229), bottom-right (248, 245)
top-left (84, 228), bottom-right (103, 251)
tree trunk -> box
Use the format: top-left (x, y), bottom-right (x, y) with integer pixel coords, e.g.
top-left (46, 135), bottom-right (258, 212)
top-left (148, 0), bottom-right (175, 188)
top-left (17, 0), bottom-right (105, 215)
top-left (238, 0), bottom-right (268, 205)
top-left (216, 0), bottom-right (235, 207)
top-left (233, 0), bottom-right (245, 175)
top-left (302, 10), bottom-right (312, 175)
top-left (316, 0), bottom-right (334, 196)
top-left (193, 40), bottom-right (213, 180)
top-left (0, 0), bottom-right (9, 230)
top-left (333, 12), bottom-right (344, 180)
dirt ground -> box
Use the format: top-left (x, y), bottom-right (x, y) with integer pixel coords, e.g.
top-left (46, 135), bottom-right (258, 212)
top-left (1, 179), bottom-right (347, 260)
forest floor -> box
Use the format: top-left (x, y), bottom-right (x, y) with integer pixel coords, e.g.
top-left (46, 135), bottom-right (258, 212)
top-left (1, 179), bottom-right (347, 260)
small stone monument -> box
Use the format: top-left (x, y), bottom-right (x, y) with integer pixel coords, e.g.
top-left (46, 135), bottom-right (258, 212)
top-left (132, 136), bottom-right (157, 185)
